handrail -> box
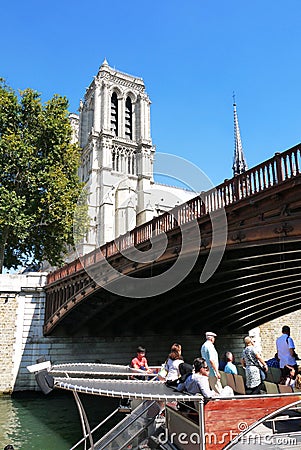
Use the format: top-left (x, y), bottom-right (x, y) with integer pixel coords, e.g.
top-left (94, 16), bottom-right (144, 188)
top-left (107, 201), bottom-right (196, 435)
top-left (70, 406), bottom-right (120, 450)
top-left (93, 400), bottom-right (159, 450)
top-left (47, 144), bottom-right (301, 285)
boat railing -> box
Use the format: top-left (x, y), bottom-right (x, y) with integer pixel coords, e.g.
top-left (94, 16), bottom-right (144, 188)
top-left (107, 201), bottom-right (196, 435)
top-left (93, 399), bottom-right (161, 450)
top-left (220, 397), bottom-right (301, 449)
top-left (169, 394), bottom-right (301, 450)
top-left (165, 401), bottom-right (205, 450)
top-left (70, 399), bottom-right (161, 450)
top-left (70, 405), bottom-right (121, 450)
top-left (264, 404), bottom-right (301, 435)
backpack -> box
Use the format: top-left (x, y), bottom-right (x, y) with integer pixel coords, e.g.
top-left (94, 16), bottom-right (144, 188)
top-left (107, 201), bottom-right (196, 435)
top-left (178, 362), bottom-right (193, 383)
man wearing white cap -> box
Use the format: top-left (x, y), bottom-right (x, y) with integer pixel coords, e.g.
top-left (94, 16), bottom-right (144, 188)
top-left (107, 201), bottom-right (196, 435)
top-left (201, 332), bottom-right (220, 380)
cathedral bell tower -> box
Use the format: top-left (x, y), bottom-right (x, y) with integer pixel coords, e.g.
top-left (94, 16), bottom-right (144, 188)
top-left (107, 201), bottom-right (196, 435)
top-left (77, 59), bottom-right (155, 253)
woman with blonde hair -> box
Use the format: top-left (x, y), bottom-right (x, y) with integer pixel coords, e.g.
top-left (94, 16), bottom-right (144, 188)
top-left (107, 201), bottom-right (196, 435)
top-left (241, 336), bottom-right (268, 394)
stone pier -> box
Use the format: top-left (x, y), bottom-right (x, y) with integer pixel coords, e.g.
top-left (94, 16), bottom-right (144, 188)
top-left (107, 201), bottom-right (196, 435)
top-left (0, 273), bottom-right (47, 393)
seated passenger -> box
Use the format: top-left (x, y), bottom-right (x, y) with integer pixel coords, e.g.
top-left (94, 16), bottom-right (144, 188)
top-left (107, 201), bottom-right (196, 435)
top-left (178, 362), bottom-right (193, 383)
top-left (130, 346), bottom-right (152, 373)
top-left (266, 353), bottom-right (280, 368)
top-left (177, 358), bottom-right (233, 399)
top-left (164, 343), bottom-right (184, 386)
top-left (224, 352), bottom-right (238, 375)
top-left (294, 373), bottom-right (301, 390)
top-left (279, 364), bottom-right (296, 387)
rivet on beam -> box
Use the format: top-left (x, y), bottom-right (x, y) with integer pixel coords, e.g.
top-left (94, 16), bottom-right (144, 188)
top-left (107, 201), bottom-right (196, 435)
top-left (231, 231), bottom-right (246, 242)
top-left (274, 223), bottom-right (293, 236)
top-left (173, 247), bottom-right (180, 256)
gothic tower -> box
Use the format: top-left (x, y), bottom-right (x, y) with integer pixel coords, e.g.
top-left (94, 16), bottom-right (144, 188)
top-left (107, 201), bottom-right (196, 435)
top-left (76, 59), bottom-right (156, 253)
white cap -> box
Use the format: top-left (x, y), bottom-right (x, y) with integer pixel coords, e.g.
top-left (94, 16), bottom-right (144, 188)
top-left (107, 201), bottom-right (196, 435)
top-left (206, 331), bottom-right (217, 337)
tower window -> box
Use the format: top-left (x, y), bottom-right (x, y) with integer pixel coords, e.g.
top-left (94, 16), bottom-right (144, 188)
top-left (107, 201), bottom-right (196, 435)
top-left (111, 92), bottom-right (118, 136)
top-left (112, 146), bottom-right (136, 175)
top-left (125, 97), bottom-right (133, 140)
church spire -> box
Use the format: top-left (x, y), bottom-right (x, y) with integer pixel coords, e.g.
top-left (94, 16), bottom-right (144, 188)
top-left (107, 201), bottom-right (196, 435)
top-left (101, 57), bottom-right (109, 66)
top-left (232, 93), bottom-right (247, 177)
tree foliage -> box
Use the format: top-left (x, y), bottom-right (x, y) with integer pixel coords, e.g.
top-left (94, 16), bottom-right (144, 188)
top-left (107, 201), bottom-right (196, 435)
top-left (0, 78), bottom-right (86, 273)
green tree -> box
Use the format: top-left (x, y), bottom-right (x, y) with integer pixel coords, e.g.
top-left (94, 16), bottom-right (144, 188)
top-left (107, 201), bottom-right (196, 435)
top-left (0, 78), bottom-right (86, 273)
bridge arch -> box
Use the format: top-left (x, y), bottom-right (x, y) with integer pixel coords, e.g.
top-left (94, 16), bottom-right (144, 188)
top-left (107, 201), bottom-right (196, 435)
top-left (44, 145), bottom-right (301, 337)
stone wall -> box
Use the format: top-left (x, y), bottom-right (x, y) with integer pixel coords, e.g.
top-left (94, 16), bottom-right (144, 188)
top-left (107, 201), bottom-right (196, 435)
top-left (0, 291), bottom-right (18, 393)
top-left (18, 332), bottom-right (246, 392)
top-left (0, 273), bottom-right (47, 393)
top-left (259, 311), bottom-right (301, 360)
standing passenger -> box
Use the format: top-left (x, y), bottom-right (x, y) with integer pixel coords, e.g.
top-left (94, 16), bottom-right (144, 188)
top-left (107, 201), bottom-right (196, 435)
top-left (200, 332), bottom-right (220, 379)
top-left (241, 336), bottom-right (268, 394)
top-left (276, 326), bottom-right (298, 379)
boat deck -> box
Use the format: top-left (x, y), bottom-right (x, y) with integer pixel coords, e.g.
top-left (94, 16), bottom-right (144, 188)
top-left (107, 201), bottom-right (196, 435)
top-left (27, 361), bottom-right (301, 449)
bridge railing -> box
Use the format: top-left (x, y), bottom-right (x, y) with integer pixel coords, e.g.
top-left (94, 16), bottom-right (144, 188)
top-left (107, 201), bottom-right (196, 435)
top-left (47, 144), bottom-right (301, 285)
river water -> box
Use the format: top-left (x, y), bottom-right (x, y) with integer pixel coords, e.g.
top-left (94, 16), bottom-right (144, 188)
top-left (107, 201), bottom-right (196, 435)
top-left (0, 391), bottom-right (120, 450)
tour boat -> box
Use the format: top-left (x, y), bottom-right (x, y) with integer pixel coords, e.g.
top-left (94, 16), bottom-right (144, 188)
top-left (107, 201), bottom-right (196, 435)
top-left (27, 361), bottom-right (301, 450)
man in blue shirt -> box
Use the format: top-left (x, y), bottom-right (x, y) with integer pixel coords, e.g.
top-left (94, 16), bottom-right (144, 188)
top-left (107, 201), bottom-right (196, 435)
top-left (276, 325), bottom-right (298, 378)
top-left (200, 331), bottom-right (220, 379)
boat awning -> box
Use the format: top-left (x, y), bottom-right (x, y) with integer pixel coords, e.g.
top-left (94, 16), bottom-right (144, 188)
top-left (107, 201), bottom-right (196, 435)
top-left (50, 363), bottom-right (156, 378)
top-left (54, 376), bottom-right (205, 402)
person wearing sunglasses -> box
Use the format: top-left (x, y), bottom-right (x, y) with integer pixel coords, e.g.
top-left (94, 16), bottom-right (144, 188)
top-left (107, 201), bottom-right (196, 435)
top-left (177, 358), bottom-right (233, 399)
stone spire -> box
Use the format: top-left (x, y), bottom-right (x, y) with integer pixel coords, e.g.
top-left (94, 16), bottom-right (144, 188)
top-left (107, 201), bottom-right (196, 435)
top-left (101, 57), bottom-right (109, 67)
top-left (232, 94), bottom-right (247, 176)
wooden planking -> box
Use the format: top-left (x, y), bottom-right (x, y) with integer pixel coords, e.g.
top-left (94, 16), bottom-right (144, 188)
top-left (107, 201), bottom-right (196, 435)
top-left (204, 394), bottom-right (301, 450)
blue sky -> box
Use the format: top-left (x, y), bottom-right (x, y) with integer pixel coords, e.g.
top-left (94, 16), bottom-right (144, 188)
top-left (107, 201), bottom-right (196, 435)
top-left (2, 0), bottom-right (301, 186)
